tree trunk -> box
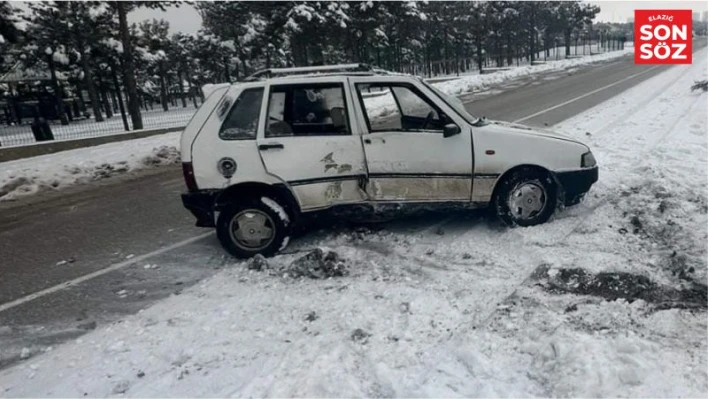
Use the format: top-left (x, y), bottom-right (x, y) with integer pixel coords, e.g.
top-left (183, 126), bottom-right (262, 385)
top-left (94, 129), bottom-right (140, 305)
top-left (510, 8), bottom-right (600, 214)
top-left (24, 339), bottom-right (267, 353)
top-left (187, 78), bottom-right (198, 108)
top-left (475, 32), bottom-right (483, 72)
top-left (178, 70), bottom-right (187, 108)
top-left (223, 56), bottom-right (231, 82)
top-left (109, 61), bottom-right (129, 132)
top-left (100, 86), bottom-right (113, 118)
top-left (47, 55), bottom-right (69, 125)
top-left (565, 30), bottom-right (572, 56)
top-left (116, 1), bottom-right (142, 129)
top-left (79, 49), bottom-right (104, 122)
top-left (158, 61), bottom-right (168, 112)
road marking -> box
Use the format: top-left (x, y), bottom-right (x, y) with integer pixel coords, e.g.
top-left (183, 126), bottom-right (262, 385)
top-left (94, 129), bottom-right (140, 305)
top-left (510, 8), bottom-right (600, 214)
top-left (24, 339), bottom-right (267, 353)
top-left (0, 231), bottom-right (214, 314)
top-left (512, 65), bottom-right (661, 123)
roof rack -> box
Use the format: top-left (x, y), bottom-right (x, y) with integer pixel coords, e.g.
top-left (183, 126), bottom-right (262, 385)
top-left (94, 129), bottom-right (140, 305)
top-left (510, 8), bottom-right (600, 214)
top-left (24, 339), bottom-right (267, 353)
top-left (244, 63), bottom-right (375, 81)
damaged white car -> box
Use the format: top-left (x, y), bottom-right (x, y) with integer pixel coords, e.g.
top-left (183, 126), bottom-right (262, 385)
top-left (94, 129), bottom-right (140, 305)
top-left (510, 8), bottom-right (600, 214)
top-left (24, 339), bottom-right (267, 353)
top-left (180, 64), bottom-right (598, 258)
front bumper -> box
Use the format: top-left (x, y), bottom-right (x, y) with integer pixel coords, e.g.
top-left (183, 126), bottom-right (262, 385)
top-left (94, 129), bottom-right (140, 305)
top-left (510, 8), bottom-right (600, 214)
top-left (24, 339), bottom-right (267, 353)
top-left (181, 191), bottom-right (218, 227)
top-left (555, 166), bottom-right (599, 206)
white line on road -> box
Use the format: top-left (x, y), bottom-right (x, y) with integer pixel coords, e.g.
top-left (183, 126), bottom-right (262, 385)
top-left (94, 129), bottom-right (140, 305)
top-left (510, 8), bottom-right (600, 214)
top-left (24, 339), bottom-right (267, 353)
top-left (512, 65), bottom-right (661, 123)
top-left (0, 231), bottom-right (214, 314)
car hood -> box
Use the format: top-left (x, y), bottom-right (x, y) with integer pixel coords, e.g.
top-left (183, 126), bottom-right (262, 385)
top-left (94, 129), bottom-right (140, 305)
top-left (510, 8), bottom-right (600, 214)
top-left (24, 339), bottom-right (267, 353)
top-left (489, 120), bottom-right (580, 144)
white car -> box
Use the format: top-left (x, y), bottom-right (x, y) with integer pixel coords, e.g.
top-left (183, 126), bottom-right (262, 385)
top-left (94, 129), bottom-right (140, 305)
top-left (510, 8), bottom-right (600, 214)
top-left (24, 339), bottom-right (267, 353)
top-left (181, 64), bottom-right (598, 258)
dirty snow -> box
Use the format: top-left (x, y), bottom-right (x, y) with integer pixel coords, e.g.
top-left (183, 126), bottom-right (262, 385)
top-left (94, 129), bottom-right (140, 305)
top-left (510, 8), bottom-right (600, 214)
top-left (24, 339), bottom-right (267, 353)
top-left (0, 132), bottom-right (180, 202)
top-left (0, 48), bottom-right (705, 397)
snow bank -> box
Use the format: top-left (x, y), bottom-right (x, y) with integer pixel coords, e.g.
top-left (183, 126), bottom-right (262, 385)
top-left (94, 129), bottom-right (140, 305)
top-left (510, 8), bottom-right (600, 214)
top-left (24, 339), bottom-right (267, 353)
top-left (0, 132), bottom-right (180, 202)
top-left (0, 50), bottom-right (705, 397)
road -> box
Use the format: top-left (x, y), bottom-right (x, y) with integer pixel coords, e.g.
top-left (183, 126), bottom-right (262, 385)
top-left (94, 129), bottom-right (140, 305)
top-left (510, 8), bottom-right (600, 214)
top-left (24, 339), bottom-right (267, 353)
top-left (0, 49), bottom-right (693, 369)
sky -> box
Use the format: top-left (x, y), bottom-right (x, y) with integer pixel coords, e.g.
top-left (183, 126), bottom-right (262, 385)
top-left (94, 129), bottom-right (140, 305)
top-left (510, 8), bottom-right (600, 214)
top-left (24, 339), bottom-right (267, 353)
top-left (12, 1), bottom-right (708, 35)
top-left (131, 1), bottom-right (708, 33)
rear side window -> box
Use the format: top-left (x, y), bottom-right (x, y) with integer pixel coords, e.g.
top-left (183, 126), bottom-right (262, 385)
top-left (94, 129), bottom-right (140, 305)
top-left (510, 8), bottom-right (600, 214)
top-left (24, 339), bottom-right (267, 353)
top-left (266, 83), bottom-right (350, 137)
top-left (219, 88), bottom-right (264, 140)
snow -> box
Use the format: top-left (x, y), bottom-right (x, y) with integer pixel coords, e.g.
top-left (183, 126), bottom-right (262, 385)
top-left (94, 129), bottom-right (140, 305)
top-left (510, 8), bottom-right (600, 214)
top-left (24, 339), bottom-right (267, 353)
top-left (0, 50), bottom-right (705, 396)
top-left (0, 132), bottom-right (180, 202)
top-left (261, 196), bottom-right (290, 225)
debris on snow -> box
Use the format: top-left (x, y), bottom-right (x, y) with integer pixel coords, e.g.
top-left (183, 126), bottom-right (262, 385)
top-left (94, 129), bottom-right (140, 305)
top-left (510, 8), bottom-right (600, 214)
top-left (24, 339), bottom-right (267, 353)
top-left (112, 380), bottom-right (130, 395)
top-left (19, 348), bottom-right (30, 360)
top-left (285, 248), bottom-right (348, 279)
top-left (691, 79), bottom-right (708, 92)
top-left (350, 328), bottom-right (370, 344)
top-left (247, 254), bottom-right (269, 271)
top-left (304, 311), bottom-right (318, 322)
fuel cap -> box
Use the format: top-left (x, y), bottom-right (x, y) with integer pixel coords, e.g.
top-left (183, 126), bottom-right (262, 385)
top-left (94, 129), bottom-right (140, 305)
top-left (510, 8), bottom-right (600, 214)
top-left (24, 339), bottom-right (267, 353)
top-left (217, 157), bottom-right (237, 178)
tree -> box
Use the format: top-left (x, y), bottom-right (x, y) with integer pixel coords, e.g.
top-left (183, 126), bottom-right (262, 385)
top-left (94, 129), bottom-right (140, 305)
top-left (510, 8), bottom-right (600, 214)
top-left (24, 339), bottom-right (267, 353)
top-left (109, 1), bottom-right (182, 130)
top-left (24, 1), bottom-right (111, 123)
top-left (0, 2), bottom-right (20, 46)
top-left (557, 1), bottom-right (600, 56)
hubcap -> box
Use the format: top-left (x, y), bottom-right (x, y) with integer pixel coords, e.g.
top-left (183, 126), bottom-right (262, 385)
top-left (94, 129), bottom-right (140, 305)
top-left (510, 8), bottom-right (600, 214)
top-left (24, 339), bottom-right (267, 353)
top-left (508, 182), bottom-right (547, 221)
top-left (229, 209), bottom-right (275, 250)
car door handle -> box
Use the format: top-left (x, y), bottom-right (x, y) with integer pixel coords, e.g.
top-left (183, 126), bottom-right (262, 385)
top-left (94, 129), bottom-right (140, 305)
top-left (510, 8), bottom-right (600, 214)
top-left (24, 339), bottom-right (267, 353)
top-left (258, 143), bottom-right (284, 150)
top-left (363, 138), bottom-right (384, 144)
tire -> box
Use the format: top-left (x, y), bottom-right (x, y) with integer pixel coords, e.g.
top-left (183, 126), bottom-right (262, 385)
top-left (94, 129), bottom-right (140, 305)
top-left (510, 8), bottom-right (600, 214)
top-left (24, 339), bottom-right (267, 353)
top-left (216, 196), bottom-right (291, 258)
top-left (494, 167), bottom-right (557, 227)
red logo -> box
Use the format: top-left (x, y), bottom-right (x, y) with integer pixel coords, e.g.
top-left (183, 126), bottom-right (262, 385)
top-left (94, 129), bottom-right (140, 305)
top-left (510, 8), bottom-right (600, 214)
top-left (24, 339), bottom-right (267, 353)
top-left (634, 10), bottom-right (692, 64)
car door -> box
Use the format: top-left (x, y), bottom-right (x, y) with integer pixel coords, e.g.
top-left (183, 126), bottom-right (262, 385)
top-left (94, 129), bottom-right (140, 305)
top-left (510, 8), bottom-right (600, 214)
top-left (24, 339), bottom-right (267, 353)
top-left (257, 78), bottom-right (368, 211)
top-left (349, 77), bottom-right (473, 202)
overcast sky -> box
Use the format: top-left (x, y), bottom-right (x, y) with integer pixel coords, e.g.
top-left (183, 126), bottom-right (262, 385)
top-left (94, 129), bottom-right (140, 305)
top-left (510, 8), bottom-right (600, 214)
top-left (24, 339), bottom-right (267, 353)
top-left (14, 1), bottom-right (708, 35)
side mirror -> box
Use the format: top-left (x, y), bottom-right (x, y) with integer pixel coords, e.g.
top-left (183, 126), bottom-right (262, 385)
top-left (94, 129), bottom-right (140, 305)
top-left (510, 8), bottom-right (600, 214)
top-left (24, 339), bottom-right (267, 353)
top-left (443, 123), bottom-right (461, 138)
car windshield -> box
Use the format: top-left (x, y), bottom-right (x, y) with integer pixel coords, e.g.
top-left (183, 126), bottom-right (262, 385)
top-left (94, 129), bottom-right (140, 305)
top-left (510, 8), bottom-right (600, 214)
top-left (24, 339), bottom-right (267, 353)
top-left (421, 79), bottom-right (478, 125)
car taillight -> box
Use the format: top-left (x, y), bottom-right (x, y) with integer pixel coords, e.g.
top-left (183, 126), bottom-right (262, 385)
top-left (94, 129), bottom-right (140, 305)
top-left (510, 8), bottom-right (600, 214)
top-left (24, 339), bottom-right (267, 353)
top-left (182, 162), bottom-right (198, 192)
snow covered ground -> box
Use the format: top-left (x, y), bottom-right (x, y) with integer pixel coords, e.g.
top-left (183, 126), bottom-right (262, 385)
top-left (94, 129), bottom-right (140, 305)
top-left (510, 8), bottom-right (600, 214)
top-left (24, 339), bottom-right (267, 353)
top-left (0, 51), bottom-right (705, 397)
top-left (0, 132), bottom-right (179, 201)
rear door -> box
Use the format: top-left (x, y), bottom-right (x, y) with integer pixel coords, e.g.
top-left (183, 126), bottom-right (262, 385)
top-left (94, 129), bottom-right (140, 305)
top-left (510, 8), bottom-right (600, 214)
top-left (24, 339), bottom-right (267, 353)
top-left (257, 78), bottom-right (368, 211)
top-left (349, 77), bottom-right (473, 202)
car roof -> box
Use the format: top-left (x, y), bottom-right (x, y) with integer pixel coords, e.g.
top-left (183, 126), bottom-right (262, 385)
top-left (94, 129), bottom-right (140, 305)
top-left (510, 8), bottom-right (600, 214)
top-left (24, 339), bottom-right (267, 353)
top-left (240, 63), bottom-right (413, 83)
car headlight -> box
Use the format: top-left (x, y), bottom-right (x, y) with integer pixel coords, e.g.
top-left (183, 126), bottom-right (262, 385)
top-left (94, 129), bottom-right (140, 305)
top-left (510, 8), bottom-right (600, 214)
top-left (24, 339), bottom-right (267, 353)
top-left (581, 151), bottom-right (596, 168)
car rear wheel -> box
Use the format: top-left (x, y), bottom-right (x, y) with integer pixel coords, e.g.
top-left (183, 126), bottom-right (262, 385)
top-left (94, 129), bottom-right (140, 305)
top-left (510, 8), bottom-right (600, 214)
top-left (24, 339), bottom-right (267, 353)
top-left (494, 168), bottom-right (557, 227)
top-left (216, 197), bottom-right (291, 258)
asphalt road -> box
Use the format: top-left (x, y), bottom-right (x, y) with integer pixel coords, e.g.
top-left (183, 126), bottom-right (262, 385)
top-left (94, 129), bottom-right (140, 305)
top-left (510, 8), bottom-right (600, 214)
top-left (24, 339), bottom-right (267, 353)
top-left (0, 47), bottom-right (700, 369)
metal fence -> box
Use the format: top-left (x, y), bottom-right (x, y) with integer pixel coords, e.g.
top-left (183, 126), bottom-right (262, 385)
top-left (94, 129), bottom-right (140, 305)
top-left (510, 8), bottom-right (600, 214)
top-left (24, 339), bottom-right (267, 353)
top-left (0, 96), bottom-right (202, 147)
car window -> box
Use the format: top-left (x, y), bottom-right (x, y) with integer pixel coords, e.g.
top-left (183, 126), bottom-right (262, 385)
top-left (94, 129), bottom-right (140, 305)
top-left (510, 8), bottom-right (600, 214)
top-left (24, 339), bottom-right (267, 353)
top-left (219, 88), bottom-right (263, 140)
top-left (266, 83), bottom-right (350, 137)
top-left (360, 87), bottom-right (402, 130)
top-left (357, 83), bottom-right (444, 133)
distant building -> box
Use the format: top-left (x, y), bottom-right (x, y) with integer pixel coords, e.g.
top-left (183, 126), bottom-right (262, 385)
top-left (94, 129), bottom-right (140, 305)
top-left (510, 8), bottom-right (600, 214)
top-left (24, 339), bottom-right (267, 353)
top-left (693, 12), bottom-right (700, 21)
top-left (703, 11), bottom-right (708, 22)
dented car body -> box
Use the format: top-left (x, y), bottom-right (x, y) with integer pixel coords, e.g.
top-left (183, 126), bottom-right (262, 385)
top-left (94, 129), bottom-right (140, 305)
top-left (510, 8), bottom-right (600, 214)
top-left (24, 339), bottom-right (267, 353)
top-left (180, 64), bottom-right (598, 258)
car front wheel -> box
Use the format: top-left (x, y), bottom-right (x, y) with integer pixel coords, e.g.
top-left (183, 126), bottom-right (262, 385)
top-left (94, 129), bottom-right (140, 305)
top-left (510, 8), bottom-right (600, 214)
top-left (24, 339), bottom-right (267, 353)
top-left (216, 197), bottom-right (291, 258)
top-left (494, 168), bottom-right (557, 227)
